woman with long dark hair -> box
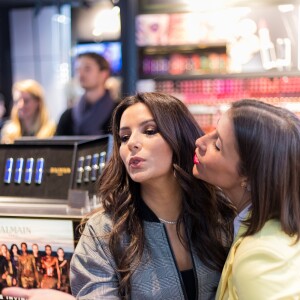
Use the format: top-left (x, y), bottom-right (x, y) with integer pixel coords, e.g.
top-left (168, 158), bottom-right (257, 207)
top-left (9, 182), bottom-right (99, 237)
top-left (70, 92), bottom-right (234, 299)
top-left (9, 244), bottom-right (20, 286)
top-left (193, 99), bottom-right (300, 299)
top-left (2, 92), bottom-right (234, 300)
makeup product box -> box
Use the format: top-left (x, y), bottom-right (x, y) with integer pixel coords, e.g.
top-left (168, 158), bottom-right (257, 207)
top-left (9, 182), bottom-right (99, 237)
top-left (0, 135), bottom-right (112, 204)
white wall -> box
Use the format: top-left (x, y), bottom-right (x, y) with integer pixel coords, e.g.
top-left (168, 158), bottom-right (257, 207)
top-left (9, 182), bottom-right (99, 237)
top-left (9, 5), bottom-right (71, 123)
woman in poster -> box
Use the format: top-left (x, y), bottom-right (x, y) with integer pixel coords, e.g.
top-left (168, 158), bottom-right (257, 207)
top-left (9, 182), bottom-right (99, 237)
top-left (0, 244), bottom-right (13, 287)
top-left (10, 244), bottom-right (20, 286)
top-left (57, 248), bottom-right (70, 294)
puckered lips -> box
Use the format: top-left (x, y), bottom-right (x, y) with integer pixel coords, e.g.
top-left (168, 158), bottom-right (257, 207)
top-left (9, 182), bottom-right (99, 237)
top-left (194, 154), bottom-right (200, 165)
top-left (129, 156), bottom-right (145, 169)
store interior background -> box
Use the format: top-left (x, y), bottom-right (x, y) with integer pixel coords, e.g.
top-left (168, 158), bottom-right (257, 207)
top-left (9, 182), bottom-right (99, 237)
top-left (1, 0), bottom-right (300, 131)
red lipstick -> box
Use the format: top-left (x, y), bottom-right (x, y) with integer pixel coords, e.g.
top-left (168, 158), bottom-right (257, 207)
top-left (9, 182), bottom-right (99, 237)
top-left (194, 154), bottom-right (199, 165)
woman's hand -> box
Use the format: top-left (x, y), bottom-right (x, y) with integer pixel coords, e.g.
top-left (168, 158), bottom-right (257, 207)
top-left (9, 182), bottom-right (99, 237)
top-left (2, 287), bottom-right (76, 300)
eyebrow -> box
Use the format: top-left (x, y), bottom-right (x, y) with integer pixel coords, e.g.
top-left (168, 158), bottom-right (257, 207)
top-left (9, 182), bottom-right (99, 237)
top-left (119, 119), bottom-right (155, 132)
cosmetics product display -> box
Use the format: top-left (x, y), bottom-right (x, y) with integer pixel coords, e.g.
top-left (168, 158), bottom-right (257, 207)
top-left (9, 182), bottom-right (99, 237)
top-left (83, 155), bottom-right (92, 183)
top-left (76, 156), bottom-right (85, 184)
top-left (0, 135), bottom-right (112, 203)
top-left (14, 158), bottom-right (24, 184)
top-left (35, 158), bottom-right (44, 185)
top-left (99, 151), bottom-right (107, 175)
top-left (91, 153), bottom-right (100, 182)
top-left (24, 157), bottom-right (34, 184)
top-left (4, 158), bottom-right (13, 184)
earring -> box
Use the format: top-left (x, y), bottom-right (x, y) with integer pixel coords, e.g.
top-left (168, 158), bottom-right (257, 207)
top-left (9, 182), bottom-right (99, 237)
top-left (241, 181), bottom-right (251, 192)
top-left (241, 181), bottom-right (247, 189)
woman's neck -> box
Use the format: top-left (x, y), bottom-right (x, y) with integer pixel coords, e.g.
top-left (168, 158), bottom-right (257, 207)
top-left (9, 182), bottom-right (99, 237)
top-left (21, 117), bottom-right (38, 135)
top-left (85, 86), bottom-right (105, 104)
top-left (226, 187), bottom-right (251, 214)
top-left (141, 179), bottom-right (182, 221)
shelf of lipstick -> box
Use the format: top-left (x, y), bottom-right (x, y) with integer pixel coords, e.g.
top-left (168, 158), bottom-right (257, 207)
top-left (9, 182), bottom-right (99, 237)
top-left (155, 77), bottom-right (300, 131)
top-left (155, 76), bottom-right (300, 100)
top-left (141, 52), bottom-right (228, 76)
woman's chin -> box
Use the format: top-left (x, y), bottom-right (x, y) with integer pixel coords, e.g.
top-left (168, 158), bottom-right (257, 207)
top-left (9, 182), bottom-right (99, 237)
top-left (192, 165), bottom-right (201, 179)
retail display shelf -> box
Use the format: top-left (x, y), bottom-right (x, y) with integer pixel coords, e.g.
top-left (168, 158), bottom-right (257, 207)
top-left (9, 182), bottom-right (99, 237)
top-left (0, 198), bottom-right (84, 219)
top-left (140, 70), bottom-right (300, 81)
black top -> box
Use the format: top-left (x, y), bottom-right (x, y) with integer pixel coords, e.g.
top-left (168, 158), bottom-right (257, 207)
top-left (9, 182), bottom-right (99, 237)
top-left (181, 269), bottom-right (196, 300)
top-left (55, 91), bottom-right (117, 136)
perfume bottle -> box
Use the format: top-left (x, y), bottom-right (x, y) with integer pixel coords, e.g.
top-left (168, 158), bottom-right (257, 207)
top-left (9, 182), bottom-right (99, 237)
top-left (4, 158), bottom-right (13, 184)
top-left (25, 158), bottom-right (34, 184)
top-left (76, 156), bottom-right (84, 184)
top-left (14, 158), bottom-right (24, 184)
top-left (35, 158), bottom-right (44, 185)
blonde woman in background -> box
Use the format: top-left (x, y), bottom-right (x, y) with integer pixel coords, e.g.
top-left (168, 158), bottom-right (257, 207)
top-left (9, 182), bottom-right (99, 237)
top-left (1, 79), bottom-right (56, 144)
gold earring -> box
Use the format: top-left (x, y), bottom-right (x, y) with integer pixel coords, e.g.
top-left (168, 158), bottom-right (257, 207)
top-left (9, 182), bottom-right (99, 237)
top-left (241, 181), bottom-right (251, 192)
top-left (241, 181), bottom-right (247, 189)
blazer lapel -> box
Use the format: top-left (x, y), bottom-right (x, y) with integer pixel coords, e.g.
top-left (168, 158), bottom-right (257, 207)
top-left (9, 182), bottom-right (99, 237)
top-left (216, 223), bottom-right (248, 300)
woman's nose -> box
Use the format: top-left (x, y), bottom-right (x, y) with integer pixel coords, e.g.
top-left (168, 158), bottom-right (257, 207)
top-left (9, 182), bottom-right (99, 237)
top-left (127, 133), bottom-right (142, 151)
top-left (17, 98), bottom-right (24, 109)
top-left (195, 136), bottom-right (207, 156)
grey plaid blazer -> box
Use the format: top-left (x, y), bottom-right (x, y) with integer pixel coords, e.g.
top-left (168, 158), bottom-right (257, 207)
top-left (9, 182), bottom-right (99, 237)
top-left (70, 209), bottom-right (221, 300)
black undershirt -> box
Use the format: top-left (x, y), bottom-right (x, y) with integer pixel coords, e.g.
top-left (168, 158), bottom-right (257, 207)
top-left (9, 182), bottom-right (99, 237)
top-left (181, 269), bottom-right (196, 300)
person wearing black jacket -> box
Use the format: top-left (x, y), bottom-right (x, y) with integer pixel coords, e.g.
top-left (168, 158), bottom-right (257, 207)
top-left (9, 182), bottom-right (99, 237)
top-left (55, 52), bottom-right (117, 136)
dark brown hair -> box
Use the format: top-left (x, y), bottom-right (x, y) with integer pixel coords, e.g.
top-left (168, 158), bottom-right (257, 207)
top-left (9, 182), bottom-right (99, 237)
top-left (77, 52), bottom-right (111, 73)
top-left (230, 99), bottom-right (300, 239)
top-left (95, 92), bottom-right (234, 297)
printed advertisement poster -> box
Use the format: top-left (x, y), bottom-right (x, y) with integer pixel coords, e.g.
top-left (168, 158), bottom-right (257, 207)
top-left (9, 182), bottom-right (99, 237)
top-left (0, 218), bottom-right (75, 300)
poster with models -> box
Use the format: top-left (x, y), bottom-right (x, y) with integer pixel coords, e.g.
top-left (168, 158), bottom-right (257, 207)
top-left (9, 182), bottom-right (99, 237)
top-left (0, 217), bottom-right (75, 300)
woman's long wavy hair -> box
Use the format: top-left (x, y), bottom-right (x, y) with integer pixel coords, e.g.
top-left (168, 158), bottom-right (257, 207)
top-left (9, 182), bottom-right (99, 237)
top-left (92, 92), bottom-right (234, 298)
top-left (230, 99), bottom-right (300, 240)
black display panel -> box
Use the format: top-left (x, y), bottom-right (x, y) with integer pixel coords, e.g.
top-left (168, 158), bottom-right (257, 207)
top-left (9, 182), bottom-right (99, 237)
top-left (0, 135), bottom-right (112, 203)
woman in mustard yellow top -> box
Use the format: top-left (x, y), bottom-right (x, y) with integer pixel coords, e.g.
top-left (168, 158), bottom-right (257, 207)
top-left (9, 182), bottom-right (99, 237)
top-left (1, 79), bottom-right (56, 144)
top-left (193, 99), bottom-right (300, 299)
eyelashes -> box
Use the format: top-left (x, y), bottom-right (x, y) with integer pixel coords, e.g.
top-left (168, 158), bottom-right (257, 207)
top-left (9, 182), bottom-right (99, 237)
top-left (213, 141), bottom-right (221, 151)
top-left (119, 127), bottom-right (158, 143)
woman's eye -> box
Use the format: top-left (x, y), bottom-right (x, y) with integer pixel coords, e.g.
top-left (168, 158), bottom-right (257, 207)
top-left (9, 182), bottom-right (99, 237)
top-left (213, 141), bottom-right (221, 151)
top-left (145, 128), bottom-right (157, 135)
top-left (120, 135), bottom-right (129, 143)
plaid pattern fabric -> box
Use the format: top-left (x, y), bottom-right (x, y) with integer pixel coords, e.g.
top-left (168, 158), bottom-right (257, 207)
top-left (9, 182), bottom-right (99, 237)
top-left (70, 212), bottom-right (220, 300)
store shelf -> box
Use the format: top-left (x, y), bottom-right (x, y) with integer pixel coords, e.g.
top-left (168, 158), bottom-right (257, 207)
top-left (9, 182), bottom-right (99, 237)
top-left (0, 195), bottom-right (103, 218)
top-left (140, 70), bottom-right (300, 81)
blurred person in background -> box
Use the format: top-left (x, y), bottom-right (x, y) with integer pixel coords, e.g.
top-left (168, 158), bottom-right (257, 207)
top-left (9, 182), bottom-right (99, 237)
top-left (0, 92), bottom-right (7, 132)
top-left (0, 79), bottom-right (56, 144)
top-left (55, 52), bottom-right (117, 136)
